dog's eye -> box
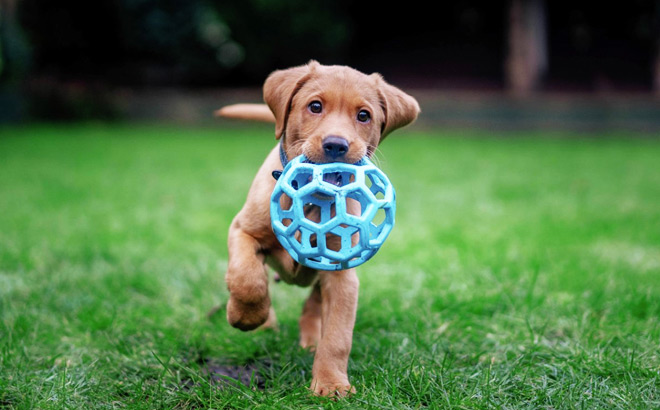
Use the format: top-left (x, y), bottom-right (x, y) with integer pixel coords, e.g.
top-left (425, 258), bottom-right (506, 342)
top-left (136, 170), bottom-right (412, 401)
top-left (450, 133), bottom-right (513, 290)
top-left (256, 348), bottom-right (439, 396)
top-left (308, 101), bottom-right (323, 114)
top-left (357, 110), bottom-right (371, 123)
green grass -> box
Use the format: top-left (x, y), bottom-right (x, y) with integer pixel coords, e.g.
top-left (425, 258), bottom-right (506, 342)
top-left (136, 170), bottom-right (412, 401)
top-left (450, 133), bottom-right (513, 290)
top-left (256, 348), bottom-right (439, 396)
top-left (1, 123), bottom-right (659, 409)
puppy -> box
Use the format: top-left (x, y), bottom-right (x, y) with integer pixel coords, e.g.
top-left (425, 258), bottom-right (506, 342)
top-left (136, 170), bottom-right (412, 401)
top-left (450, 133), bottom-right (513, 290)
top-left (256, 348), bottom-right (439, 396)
top-left (216, 61), bottom-right (420, 397)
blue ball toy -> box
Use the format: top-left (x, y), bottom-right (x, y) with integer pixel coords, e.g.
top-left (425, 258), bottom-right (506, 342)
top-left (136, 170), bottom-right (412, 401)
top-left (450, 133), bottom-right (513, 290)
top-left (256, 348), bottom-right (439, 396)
top-left (270, 155), bottom-right (396, 271)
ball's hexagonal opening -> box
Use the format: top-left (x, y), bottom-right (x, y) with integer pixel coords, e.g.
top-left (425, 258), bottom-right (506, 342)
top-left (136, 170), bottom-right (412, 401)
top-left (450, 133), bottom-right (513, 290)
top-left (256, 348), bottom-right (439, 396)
top-left (274, 192), bottom-right (293, 212)
top-left (369, 206), bottom-right (394, 245)
top-left (344, 186), bottom-right (379, 224)
top-left (321, 168), bottom-right (356, 188)
top-left (372, 208), bottom-right (386, 226)
top-left (325, 223), bottom-right (361, 256)
top-left (291, 226), bottom-right (319, 257)
top-left (365, 170), bottom-right (388, 200)
top-left (324, 231), bottom-right (343, 253)
top-left (302, 203), bottom-right (323, 224)
top-left (344, 190), bottom-right (365, 217)
top-left (300, 191), bottom-right (336, 226)
top-left (292, 227), bottom-right (302, 244)
top-left (285, 167), bottom-right (314, 191)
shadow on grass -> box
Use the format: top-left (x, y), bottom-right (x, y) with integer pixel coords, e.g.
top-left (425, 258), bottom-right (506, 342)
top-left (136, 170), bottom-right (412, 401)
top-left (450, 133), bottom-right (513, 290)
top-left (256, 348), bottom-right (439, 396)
top-left (193, 358), bottom-right (269, 391)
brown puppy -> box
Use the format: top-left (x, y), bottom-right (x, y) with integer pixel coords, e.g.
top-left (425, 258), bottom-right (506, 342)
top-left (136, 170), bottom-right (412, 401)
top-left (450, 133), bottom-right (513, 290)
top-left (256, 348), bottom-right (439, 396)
top-left (217, 61), bottom-right (420, 397)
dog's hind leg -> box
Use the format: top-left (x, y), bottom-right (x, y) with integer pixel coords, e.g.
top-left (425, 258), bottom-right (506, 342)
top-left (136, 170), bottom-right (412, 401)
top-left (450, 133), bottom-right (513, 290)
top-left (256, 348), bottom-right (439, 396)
top-left (299, 281), bottom-right (322, 350)
top-left (259, 306), bottom-right (278, 331)
top-left (225, 220), bottom-right (271, 331)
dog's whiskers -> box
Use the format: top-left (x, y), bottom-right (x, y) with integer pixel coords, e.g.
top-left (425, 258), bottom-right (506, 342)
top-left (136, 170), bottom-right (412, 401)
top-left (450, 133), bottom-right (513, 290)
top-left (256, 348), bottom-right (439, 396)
top-left (369, 145), bottom-right (386, 168)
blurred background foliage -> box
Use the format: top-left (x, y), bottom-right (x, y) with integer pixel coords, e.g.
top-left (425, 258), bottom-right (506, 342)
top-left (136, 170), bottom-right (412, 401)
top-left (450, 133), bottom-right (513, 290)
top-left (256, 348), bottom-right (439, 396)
top-left (0, 0), bottom-right (659, 123)
top-left (0, 0), bottom-right (358, 120)
top-left (2, 0), bottom-right (354, 87)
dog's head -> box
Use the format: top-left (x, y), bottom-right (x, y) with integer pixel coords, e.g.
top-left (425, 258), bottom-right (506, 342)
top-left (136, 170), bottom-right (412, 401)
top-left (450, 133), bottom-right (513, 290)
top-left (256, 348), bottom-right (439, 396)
top-left (264, 61), bottom-right (420, 164)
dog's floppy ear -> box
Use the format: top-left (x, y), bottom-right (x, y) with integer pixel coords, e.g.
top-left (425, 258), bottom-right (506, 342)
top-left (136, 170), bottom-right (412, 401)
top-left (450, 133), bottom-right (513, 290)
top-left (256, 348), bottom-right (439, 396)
top-left (263, 60), bottom-right (319, 139)
top-left (373, 74), bottom-right (421, 140)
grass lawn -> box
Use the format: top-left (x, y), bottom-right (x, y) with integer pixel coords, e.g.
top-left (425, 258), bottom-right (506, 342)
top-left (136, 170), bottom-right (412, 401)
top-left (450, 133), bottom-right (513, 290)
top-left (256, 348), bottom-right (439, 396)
top-left (1, 123), bottom-right (659, 409)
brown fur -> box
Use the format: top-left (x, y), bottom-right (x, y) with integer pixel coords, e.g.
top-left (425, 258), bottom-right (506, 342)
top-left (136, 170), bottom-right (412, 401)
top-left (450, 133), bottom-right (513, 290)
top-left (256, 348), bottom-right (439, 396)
top-left (218, 61), bottom-right (420, 397)
top-left (214, 103), bottom-right (275, 123)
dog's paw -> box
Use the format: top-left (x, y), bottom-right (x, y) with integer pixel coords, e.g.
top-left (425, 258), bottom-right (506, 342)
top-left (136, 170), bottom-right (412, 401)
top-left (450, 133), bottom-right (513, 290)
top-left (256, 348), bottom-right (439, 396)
top-left (299, 319), bottom-right (321, 351)
top-left (299, 334), bottom-right (318, 351)
top-left (226, 295), bottom-right (270, 331)
top-left (310, 379), bottom-right (356, 398)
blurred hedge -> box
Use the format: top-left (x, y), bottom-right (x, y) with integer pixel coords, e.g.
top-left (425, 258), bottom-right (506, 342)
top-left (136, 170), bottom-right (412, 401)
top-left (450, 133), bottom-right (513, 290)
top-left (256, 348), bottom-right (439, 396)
top-left (2, 0), bottom-right (658, 122)
top-left (10, 0), bottom-right (352, 86)
top-left (0, 0), bottom-right (355, 120)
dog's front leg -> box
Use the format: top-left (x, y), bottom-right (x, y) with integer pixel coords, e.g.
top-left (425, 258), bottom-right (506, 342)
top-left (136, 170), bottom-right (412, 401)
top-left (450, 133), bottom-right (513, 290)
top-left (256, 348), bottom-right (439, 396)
top-left (225, 219), bottom-right (272, 331)
top-left (310, 269), bottom-right (359, 397)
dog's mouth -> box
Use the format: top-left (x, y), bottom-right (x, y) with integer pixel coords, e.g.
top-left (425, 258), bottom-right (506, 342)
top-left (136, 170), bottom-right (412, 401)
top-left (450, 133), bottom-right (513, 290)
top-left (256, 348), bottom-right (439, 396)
top-left (290, 171), bottom-right (346, 188)
top-left (322, 172), bottom-right (344, 187)
top-left (302, 159), bottom-right (359, 188)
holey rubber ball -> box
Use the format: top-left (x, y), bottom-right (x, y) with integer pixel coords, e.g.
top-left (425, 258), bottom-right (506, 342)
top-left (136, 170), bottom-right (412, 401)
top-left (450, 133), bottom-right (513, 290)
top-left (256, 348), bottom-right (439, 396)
top-left (270, 155), bottom-right (396, 271)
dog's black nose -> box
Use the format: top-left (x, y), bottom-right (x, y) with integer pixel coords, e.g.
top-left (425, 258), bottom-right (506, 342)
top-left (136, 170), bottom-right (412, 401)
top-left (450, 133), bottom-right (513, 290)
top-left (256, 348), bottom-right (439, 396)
top-left (322, 136), bottom-right (349, 159)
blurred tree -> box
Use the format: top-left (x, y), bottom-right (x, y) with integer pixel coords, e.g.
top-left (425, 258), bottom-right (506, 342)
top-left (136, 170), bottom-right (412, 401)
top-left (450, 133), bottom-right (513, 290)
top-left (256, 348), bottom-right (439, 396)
top-left (0, 0), bottom-right (32, 121)
top-left (546, 0), bottom-right (657, 91)
top-left (1, 0), bottom-right (32, 83)
top-left (505, 0), bottom-right (548, 96)
top-left (3, 0), bottom-right (658, 122)
top-left (17, 0), bottom-right (241, 86)
top-left (210, 0), bottom-right (352, 82)
top-left (14, 0), bottom-right (352, 86)
top-left (8, 0), bottom-right (354, 119)
top-left (117, 0), bottom-right (243, 85)
top-left (654, 0), bottom-right (660, 94)
top-left (18, 0), bottom-right (122, 81)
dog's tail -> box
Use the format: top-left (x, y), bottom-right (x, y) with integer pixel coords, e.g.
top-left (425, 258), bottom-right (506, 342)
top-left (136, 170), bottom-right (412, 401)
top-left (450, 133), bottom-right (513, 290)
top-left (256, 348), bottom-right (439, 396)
top-left (214, 104), bottom-right (275, 123)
